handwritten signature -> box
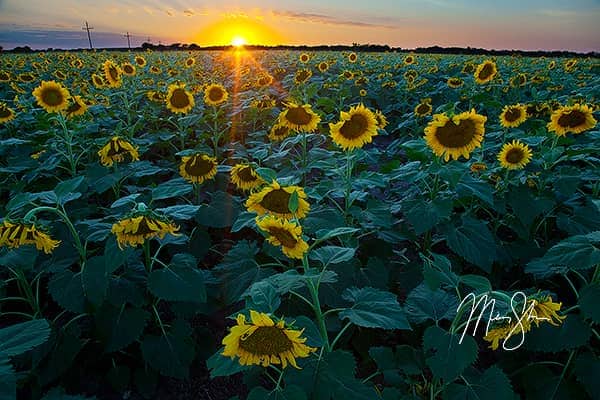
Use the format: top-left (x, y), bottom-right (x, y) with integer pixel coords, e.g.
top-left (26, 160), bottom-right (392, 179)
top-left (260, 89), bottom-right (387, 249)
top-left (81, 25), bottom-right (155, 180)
top-left (456, 291), bottom-right (549, 351)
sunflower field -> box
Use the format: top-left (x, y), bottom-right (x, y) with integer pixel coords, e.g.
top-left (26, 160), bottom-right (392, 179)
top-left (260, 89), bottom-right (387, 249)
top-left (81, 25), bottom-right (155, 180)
top-left (0, 49), bottom-right (599, 400)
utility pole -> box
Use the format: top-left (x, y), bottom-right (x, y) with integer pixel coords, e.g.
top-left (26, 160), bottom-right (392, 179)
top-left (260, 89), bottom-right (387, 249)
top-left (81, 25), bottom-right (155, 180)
top-left (124, 32), bottom-right (131, 49)
top-left (82, 21), bottom-right (94, 49)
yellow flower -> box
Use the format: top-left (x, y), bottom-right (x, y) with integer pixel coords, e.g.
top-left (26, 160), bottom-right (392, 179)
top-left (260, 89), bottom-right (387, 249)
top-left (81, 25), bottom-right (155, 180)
top-left (179, 153), bottom-right (217, 184)
top-left (414, 101), bottom-right (432, 117)
top-left (497, 140), bottom-right (532, 170)
top-left (547, 104), bottom-right (596, 136)
top-left (256, 74), bottom-right (274, 87)
top-left (165, 83), bottom-right (195, 114)
top-left (91, 73), bottom-right (105, 88)
top-left (359, 89), bottom-right (367, 97)
top-left (184, 57), bottom-right (196, 68)
top-left (222, 310), bottom-right (316, 368)
top-left (470, 162), bottom-right (487, 173)
top-left (269, 123), bottom-right (293, 142)
top-left (299, 53), bottom-right (310, 63)
top-left (474, 60), bottom-right (497, 84)
top-left (348, 52), bottom-right (358, 63)
top-left (329, 103), bottom-right (378, 151)
top-left (147, 90), bottom-right (164, 102)
top-left (65, 96), bottom-right (88, 118)
top-left (0, 70), bottom-right (10, 82)
top-left (530, 296), bottom-right (566, 327)
top-left (484, 319), bottom-right (531, 350)
top-left (121, 62), bottom-right (136, 76)
top-left (447, 77), bottom-right (464, 88)
top-left (499, 104), bottom-right (528, 128)
top-left (0, 103), bottom-right (16, 123)
top-left (424, 109), bottom-right (487, 161)
top-left (98, 137), bottom-right (140, 167)
top-left (404, 54), bottom-right (416, 65)
top-left (278, 102), bottom-right (321, 133)
top-left (204, 83), bottom-right (228, 106)
top-left (0, 220), bottom-right (60, 254)
top-left (102, 60), bottom-right (122, 88)
top-left (317, 61), bottom-right (329, 72)
top-left (256, 216), bottom-right (308, 259)
top-left (294, 69), bottom-right (312, 84)
top-left (374, 110), bottom-right (388, 130)
top-left (230, 164), bottom-right (264, 191)
top-left (246, 180), bottom-right (310, 219)
top-left (134, 56), bottom-right (147, 67)
top-left (111, 215), bottom-right (179, 249)
top-left (32, 80), bottom-right (70, 113)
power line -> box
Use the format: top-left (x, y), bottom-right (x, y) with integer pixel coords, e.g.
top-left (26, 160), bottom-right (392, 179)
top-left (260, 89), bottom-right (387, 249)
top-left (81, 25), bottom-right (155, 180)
top-left (124, 32), bottom-right (132, 50)
top-left (82, 21), bottom-right (94, 49)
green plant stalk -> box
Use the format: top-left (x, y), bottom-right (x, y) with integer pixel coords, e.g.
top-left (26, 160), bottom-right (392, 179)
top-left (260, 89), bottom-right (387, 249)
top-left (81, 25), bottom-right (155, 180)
top-left (301, 130), bottom-right (308, 186)
top-left (343, 149), bottom-right (354, 222)
top-left (143, 240), bottom-right (152, 271)
top-left (23, 205), bottom-right (86, 263)
top-left (549, 350), bottom-right (575, 399)
top-left (302, 254), bottom-right (331, 352)
top-left (212, 106), bottom-right (220, 159)
top-left (56, 113), bottom-right (78, 176)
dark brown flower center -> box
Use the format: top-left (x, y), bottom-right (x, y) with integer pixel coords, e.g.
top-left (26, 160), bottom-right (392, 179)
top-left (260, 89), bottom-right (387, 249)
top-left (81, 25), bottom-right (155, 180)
top-left (340, 113), bottom-right (368, 139)
top-left (260, 189), bottom-right (291, 214)
top-left (0, 107), bottom-right (12, 118)
top-left (169, 88), bottom-right (190, 109)
top-left (208, 87), bottom-right (224, 102)
top-left (184, 155), bottom-right (215, 177)
top-left (268, 227), bottom-right (298, 248)
top-left (505, 148), bottom-right (524, 164)
top-left (416, 104), bottom-right (431, 115)
top-left (41, 87), bottom-right (64, 106)
top-left (108, 66), bottom-right (119, 81)
top-left (435, 118), bottom-right (477, 148)
top-left (66, 102), bottom-right (82, 114)
top-left (123, 65), bottom-right (134, 74)
top-left (20, 74), bottom-right (34, 81)
top-left (285, 107), bottom-right (312, 125)
top-left (134, 217), bottom-right (159, 235)
top-left (557, 110), bottom-right (587, 128)
top-left (239, 326), bottom-right (293, 355)
top-left (504, 108), bottom-right (522, 122)
top-left (272, 125), bottom-right (289, 138)
top-left (295, 70), bottom-right (310, 82)
top-left (136, 57), bottom-right (145, 66)
top-left (0, 72), bottom-right (9, 81)
top-left (478, 63), bottom-right (495, 80)
top-left (237, 167), bottom-right (257, 182)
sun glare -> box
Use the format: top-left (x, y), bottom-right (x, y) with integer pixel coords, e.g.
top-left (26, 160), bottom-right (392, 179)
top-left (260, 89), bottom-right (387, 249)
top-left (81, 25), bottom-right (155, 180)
top-left (231, 36), bottom-right (247, 47)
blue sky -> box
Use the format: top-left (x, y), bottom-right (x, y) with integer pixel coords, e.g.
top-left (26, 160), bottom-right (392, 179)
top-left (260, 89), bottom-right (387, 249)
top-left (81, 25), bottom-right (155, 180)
top-left (0, 0), bottom-right (599, 51)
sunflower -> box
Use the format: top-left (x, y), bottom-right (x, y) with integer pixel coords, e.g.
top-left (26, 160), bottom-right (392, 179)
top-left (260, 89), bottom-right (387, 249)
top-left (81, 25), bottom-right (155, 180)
top-left (470, 162), bottom-right (487, 173)
top-left (484, 318), bottom-right (532, 351)
top-left (19, 72), bottom-right (36, 82)
top-left (111, 214), bottom-right (180, 249)
top-left (150, 66), bottom-right (161, 74)
top-left (447, 77), bottom-right (464, 88)
top-left (0, 103), bottom-right (16, 123)
top-left (374, 110), bottom-right (388, 129)
top-left (91, 73), bottom-right (105, 88)
top-left (529, 296), bottom-right (566, 327)
top-left (329, 103), bottom-right (378, 151)
top-left (246, 180), bottom-right (310, 219)
top-left (548, 60), bottom-right (556, 70)
top-left (147, 90), bottom-right (164, 102)
top-left (414, 101), bottom-right (432, 117)
top-left (317, 61), bottom-right (329, 72)
top-left (564, 59), bottom-right (577, 71)
top-left (404, 55), bottom-right (416, 65)
top-left (359, 89), bottom-right (367, 97)
top-left (54, 70), bottom-right (67, 80)
top-left (474, 60), bottom-right (497, 84)
top-left (165, 83), bottom-right (195, 114)
top-left (547, 104), bottom-right (597, 136)
top-left (256, 216), bottom-right (308, 259)
top-left (497, 140), bottom-right (532, 170)
top-left (269, 123), bottom-right (293, 141)
top-left (98, 137), bottom-right (140, 167)
top-left (348, 52), bottom-right (358, 63)
top-left (256, 74), bottom-right (274, 87)
top-left (278, 102), bottom-right (321, 133)
top-left (185, 57), bottom-right (196, 68)
top-left (179, 153), bottom-right (217, 184)
top-left (204, 83), bottom-right (228, 106)
top-left (499, 104), bottom-right (527, 128)
top-left (65, 95), bottom-right (88, 118)
top-left (424, 109), bottom-right (487, 161)
top-left (134, 56), bottom-right (147, 67)
top-left (341, 70), bottom-right (354, 80)
top-left (0, 220), bottom-right (60, 254)
top-left (461, 62), bottom-right (476, 74)
top-left (121, 62), bottom-right (136, 76)
top-left (32, 80), bottom-right (70, 113)
top-left (230, 164), bottom-right (264, 191)
top-left (102, 60), bottom-right (122, 88)
top-left (294, 69), bottom-right (312, 84)
top-left (222, 310), bottom-right (316, 368)
top-left (252, 97), bottom-right (276, 110)
top-left (299, 53), bottom-right (310, 63)
top-left (0, 70), bottom-right (10, 82)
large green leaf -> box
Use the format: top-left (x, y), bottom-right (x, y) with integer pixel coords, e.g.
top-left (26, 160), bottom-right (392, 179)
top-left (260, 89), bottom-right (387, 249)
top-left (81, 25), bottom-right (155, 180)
top-left (247, 385), bottom-right (307, 400)
top-left (443, 217), bottom-right (496, 273)
top-left (578, 283), bottom-right (600, 323)
top-left (405, 284), bottom-right (458, 324)
top-left (310, 246), bottom-right (356, 267)
top-left (48, 270), bottom-right (86, 313)
top-left (148, 265), bottom-right (206, 303)
top-left (82, 256), bottom-right (107, 307)
top-left (339, 287), bottom-right (411, 330)
top-left (0, 319), bottom-right (51, 357)
top-left (443, 366), bottom-right (515, 400)
top-left (405, 197), bottom-right (453, 235)
top-left (574, 352), bottom-right (600, 399)
top-left (41, 387), bottom-right (97, 400)
top-left (0, 357), bottom-right (15, 400)
top-left (369, 345), bottom-right (424, 386)
top-left (524, 314), bottom-right (591, 353)
top-left (95, 306), bottom-right (149, 352)
top-left (195, 191), bottom-right (241, 228)
top-left (456, 175), bottom-right (494, 207)
top-left (423, 326), bottom-right (478, 382)
top-left (53, 176), bottom-right (86, 205)
top-left (151, 177), bottom-right (192, 201)
top-left (141, 319), bottom-right (195, 378)
top-left (206, 349), bottom-right (249, 378)
top-left (245, 281), bottom-right (281, 313)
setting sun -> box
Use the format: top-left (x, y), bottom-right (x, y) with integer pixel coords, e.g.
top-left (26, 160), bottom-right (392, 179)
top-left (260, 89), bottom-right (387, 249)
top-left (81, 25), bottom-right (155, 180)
top-left (231, 36), bottom-right (246, 47)
top-left (193, 16), bottom-right (284, 46)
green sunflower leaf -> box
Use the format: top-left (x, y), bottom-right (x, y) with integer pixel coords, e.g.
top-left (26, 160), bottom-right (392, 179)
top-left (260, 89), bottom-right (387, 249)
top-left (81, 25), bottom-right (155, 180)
top-left (339, 287), bottom-right (411, 330)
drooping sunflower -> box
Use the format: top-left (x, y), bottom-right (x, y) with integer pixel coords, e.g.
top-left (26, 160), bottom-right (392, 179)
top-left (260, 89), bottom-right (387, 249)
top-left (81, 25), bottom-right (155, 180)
top-left (65, 96), bottom-right (88, 118)
top-left (165, 83), bottom-right (195, 114)
top-left (374, 110), bottom-right (388, 130)
top-left (447, 77), bottom-right (464, 88)
top-left (424, 109), bottom-right (487, 161)
top-left (102, 60), bottom-right (122, 88)
top-left (222, 310), bottom-right (316, 368)
top-left (414, 101), bottom-right (433, 117)
top-left (484, 318), bottom-right (532, 351)
top-left (150, 65), bottom-right (161, 74)
top-left (204, 83), bottom-right (228, 106)
top-left (499, 104), bottom-right (528, 128)
top-left (529, 296), bottom-right (566, 327)
top-left (269, 123), bottom-right (293, 141)
top-left (0, 103), bottom-right (16, 123)
top-left (329, 103), bottom-right (378, 151)
top-left (256, 216), bottom-right (308, 259)
top-left (134, 56), bottom-right (147, 67)
top-left (230, 164), bottom-right (264, 191)
top-left (497, 140), bottom-right (532, 170)
top-left (470, 162), bottom-right (487, 173)
top-left (341, 70), bottom-right (354, 80)
top-left (547, 104), bottom-right (597, 136)
top-left (277, 102), bottom-right (321, 133)
top-left (299, 53), bottom-right (310, 63)
top-left (98, 136), bottom-right (140, 167)
top-left (348, 52), bottom-right (358, 63)
top-left (246, 180), bottom-right (310, 219)
top-left (32, 80), bottom-right (70, 113)
top-left (179, 153), bottom-right (218, 184)
top-left (54, 70), bottom-right (67, 80)
top-left (111, 213), bottom-right (180, 249)
top-left (121, 62), bottom-right (136, 76)
top-left (0, 220), bottom-right (60, 254)
top-left (474, 60), bottom-right (498, 84)
top-left (294, 68), bottom-right (312, 84)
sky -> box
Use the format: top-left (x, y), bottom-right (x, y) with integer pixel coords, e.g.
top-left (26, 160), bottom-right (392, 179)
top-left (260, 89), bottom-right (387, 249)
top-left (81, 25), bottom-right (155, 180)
top-left (0, 0), bottom-right (599, 51)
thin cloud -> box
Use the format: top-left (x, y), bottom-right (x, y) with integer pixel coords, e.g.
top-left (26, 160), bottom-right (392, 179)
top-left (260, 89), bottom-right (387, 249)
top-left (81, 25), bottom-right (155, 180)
top-left (183, 9), bottom-right (194, 16)
top-left (271, 10), bottom-right (397, 29)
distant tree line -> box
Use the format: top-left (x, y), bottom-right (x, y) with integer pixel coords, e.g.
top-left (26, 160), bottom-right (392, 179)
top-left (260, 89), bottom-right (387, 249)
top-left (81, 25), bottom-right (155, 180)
top-left (4, 42), bottom-right (599, 58)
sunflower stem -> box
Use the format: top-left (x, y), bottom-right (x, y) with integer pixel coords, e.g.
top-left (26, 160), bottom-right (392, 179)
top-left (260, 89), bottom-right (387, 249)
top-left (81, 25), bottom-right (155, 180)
top-left (212, 106), bottom-right (220, 159)
top-left (56, 113), bottom-right (77, 176)
top-left (550, 350), bottom-right (575, 399)
top-left (302, 254), bottom-right (330, 352)
top-left (343, 149), bottom-right (354, 223)
top-left (143, 240), bottom-right (152, 271)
